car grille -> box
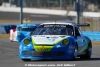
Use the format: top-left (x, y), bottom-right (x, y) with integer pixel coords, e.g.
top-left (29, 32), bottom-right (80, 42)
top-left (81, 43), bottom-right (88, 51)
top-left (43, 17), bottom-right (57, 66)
top-left (32, 51), bottom-right (65, 56)
top-left (32, 52), bottom-right (53, 56)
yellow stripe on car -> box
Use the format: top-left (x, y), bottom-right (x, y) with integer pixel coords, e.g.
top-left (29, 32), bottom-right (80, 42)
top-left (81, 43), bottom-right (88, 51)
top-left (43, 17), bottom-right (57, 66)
top-left (78, 45), bottom-right (88, 54)
top-left (34, 46), bottom-right (54, 51)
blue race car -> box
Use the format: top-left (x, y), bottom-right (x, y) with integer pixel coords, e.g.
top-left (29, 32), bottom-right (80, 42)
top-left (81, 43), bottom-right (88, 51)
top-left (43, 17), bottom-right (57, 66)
top-left (19, 21), bottom-right (92, 61)
top-left (16, 23), bottom-right (38, 42)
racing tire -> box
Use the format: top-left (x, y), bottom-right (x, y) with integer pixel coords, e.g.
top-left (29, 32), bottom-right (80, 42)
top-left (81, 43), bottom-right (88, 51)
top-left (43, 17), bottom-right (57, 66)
top-left (10, 40), bottom-right (13, 42)
top-left (22, 59), bottom-right (31, 61)
top-left (73, 44), bottom-right (78, 60)
top-left (80, 41), bottom-right (92, 59)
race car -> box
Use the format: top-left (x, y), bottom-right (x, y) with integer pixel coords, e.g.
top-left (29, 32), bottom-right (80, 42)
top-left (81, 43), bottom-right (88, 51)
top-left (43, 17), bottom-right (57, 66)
top-left (19, 21), bottom-right (92, 61)
top-left (9, 23), bottom-right (38, 42)
top-left (9, 25), bottom-right (17, 42)
top-left (16, 23), bottom-right (38, 42)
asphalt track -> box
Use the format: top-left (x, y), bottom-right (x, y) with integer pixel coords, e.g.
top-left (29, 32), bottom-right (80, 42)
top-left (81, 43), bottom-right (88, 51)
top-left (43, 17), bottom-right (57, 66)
top-left (0, 11), bottom-right (74, 21)
top-left (0, 38), bottom-right (100, 67)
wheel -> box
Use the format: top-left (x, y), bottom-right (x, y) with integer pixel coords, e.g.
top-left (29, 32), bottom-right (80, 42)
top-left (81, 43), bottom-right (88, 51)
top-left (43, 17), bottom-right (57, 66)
top-left (73, 44), bottom-right (78, 60)
top-left (80, 41), bottom-right (92, 59)
top-left (22, 59), bottom-right (31, 61)
top-left (10, 40), bottom-right (13, 42)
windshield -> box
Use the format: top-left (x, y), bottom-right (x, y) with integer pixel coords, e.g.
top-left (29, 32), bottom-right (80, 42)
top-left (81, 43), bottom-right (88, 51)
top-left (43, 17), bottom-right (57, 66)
top-left (33, 24), bottom-right (74, 35)
top-left (16, 26), bottom-right (36, 31)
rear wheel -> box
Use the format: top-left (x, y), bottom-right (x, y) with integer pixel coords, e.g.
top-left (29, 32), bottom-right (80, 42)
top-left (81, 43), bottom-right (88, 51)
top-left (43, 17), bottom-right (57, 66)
top-left (80, 41), bottom-right (92, 59)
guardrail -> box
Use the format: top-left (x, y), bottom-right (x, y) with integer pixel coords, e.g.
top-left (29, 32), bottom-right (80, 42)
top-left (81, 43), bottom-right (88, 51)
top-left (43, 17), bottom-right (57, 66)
top-left (0, 24), bottom-right (16, 34)
top-left (82, 31), bottom-right (100, 42)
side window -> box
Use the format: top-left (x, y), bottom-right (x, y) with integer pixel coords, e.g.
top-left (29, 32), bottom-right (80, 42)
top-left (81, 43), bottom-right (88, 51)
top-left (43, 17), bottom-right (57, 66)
top-left (75, 27), bottom-right (80, 36)
top-left (67, 28), bottom-right (74, 36)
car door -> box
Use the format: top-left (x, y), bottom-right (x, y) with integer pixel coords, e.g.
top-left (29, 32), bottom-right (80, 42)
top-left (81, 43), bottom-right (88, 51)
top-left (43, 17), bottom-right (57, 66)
top-left (74, 27), bottom-right (87, 54)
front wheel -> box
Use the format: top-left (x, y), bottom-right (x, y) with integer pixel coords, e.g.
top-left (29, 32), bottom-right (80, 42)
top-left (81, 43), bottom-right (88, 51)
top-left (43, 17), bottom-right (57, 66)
top-left (80, 42), bottom-right (92, 59)
top-left (73, 44), bottom-right (78, 60)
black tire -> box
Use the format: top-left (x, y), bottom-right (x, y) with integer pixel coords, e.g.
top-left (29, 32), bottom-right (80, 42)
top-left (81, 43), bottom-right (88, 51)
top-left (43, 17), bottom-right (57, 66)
top-left (10, 40), bottom-right (13, 42)
top-left (80, 41), bottom-right (92, 59)
top-left (73, 44), bottom-right (78, 60)
top-left (22, 59), bottom-right (31, 61)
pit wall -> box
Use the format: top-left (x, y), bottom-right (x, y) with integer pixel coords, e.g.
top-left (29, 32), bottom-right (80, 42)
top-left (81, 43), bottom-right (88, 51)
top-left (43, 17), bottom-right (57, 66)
top-left (0, 7), bottom-right (100, 17)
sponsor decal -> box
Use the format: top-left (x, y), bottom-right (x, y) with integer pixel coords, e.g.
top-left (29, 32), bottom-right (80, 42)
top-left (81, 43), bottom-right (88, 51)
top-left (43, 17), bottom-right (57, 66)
top-left (78, 45), bottom-right (88, 53)
top-left (60, 36), bottom-right (66, 38)
top-left (56, 45), bottom-right (61, 48)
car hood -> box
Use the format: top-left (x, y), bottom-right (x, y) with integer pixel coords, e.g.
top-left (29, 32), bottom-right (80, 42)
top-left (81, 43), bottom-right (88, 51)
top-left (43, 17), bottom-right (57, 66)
top-left (20, 31), bottom-right (31, 36)
top-left (31, 35), bottom-right (70, 45)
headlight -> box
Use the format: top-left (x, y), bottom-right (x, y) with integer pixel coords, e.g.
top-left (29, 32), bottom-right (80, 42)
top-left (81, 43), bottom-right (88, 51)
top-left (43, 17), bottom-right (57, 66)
top-left (23, 38), bottom-right (30, 45)
top-left (62, 39), bottom-right (69, 46)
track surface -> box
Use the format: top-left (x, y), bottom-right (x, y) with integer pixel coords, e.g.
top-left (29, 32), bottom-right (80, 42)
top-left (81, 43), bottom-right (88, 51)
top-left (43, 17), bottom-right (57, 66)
top-left (0, 38), bottom-right (100, 67)
top-left (0, 11), bottom-right (74, 21)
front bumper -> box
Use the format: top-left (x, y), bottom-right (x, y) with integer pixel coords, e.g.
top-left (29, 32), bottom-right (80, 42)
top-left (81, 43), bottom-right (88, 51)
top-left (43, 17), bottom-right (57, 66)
top-left (19, 48), bottom-right (75, 60)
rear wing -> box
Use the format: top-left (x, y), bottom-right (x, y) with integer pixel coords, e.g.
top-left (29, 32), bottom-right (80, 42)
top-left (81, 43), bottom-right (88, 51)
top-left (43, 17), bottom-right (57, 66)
top-left (77, 24), bottom-right (90, 27)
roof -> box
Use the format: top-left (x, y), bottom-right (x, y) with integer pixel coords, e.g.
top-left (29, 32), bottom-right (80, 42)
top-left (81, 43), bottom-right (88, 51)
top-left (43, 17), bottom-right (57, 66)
top-left (17, 23), bottom-right (37, 27)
